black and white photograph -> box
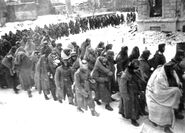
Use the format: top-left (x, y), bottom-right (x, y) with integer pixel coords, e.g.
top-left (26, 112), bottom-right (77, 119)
top-left (0, 0), bottom-right (185, 133)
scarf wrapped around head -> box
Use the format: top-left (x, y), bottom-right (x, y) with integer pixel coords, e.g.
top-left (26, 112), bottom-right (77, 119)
top-left (40, 45), bottom-right (52, 56)
top-left (15, 47), bottom-right (26, 55)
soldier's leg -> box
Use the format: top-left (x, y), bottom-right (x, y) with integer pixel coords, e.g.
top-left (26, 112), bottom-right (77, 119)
top-left (76, 92), bottom-right (84, 113)
top-left (66, 86), bottom-right (74, 105)
top-left (88, 91), bottom-right (99, 117)
top-left (43, 89), bottom-right (50, 100)
top-left (12, 74), bottom-right (19, 94)
top-left (94, 84), bottom-right (101, 105)
top-left (27, 88), bottom-right (32, 98)
top-left (50, 81), bottom-right (57, 101)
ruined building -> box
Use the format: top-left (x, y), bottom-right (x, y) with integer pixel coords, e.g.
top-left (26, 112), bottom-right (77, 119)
top-left (0, 0), bottom-right (7, 26)
top-left (137, 0), bottom-right (185, 32)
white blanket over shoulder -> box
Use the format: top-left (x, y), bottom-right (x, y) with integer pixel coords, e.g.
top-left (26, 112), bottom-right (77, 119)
top-left (146, 66), bottom-right (182, 127)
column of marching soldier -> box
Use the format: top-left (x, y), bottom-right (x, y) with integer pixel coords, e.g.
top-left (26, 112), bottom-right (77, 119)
top-left (0, 12), bottom-right (184, 132)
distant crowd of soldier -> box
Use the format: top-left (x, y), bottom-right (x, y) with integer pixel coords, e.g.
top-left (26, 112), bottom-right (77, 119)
top-left (40, 13), bottom-right (128, 38)
top-left (1, 30), bottom-right (185, 128)
top-left (1, 11), bottom-right (185, 132)
top-left (126, 12), bottom-right (136, 23)
top-left (29, 12), bottom-right (136, 39)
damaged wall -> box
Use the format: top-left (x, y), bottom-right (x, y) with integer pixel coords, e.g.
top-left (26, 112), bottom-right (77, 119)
top-left (37, 0), bottom-right (53, 16)
top-left (0, 0), bottom-right (7, 26)
top-left (137, 0), bottom-right (185, 32)
top-left (7, 2), bottom-right (37, 22)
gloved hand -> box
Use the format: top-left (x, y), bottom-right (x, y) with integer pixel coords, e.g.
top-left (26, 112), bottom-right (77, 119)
top-left (81, 90), bottom-right (89, 98)
top-left (177, 82), bottom-right (182, 89)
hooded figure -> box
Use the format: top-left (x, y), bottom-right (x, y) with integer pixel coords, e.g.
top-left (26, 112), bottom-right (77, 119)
top-left (71, 41), bottom-right (80, 55)
top-left (101, 43), bottom-right (113, 56)
top-left (74, 59), bottom-right (99, 116)
top-left (165, 49), bottom-right (185, 120)
top-left (128, 46), bottom-right (140, 62)
top-left (139, 49), bottom-right (151, 81)
top-left (48, 43), bottom-right (62, 75)
top-left (80, 38), bottom-right (91, 59)
top-left (68, 51), bottom-right (78, 67)
top-left (2, 46), bottom-right (19, 93)
top-left (149, 43), bottom-right (166, 70)
top-left (146, 63), bottom-right (182, 133)
top-left (146, 47), bottom-right (183, 133)
top-left (14, 47), bottom-right (34, 97)
top-left (24, 38), bottom-right (35, 56)
top-left (83, 47), bottom-right (96, 71)
top-left (95, 41), bottom-right (105, 57)
top-left (119, 59), bottom-right (146, 126)
top-left (116, 46), bottom-right (129, 76)
top-left (105, 50), bottom-right (117, 94)
top-left (91, 56), bottom-right (114, 111)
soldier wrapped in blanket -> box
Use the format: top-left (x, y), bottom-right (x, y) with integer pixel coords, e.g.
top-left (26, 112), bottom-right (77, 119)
top-left (35, 45), bottom-right (57, 100)
top-left (1, 46), bottom-right (19, 93)
top-left (91, 56), bottom-right (114, 111)
top-left (14, 47), bottom-right (34, 97)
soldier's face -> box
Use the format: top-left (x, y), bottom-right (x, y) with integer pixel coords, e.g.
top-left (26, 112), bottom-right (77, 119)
top-left (72, 56), bottom-right (77, 61)
top-left (57, 46), bottom-right (62, 51)
top-left (87, 40), bottom-right (91, 45)
top-left (102, 58), bottom-right (107, 65)
top-left (63, 60), bottom-right (68, 66)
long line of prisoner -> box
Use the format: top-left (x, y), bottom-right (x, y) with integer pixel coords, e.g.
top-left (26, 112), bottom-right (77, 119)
top-left (1, 35), bottom-right (185, 129)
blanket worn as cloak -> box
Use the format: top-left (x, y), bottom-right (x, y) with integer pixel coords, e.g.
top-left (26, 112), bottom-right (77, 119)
top-left (146, 66), bottom-right (182, 127)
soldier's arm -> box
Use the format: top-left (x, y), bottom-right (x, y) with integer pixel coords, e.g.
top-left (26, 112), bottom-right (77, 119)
top-left (54, 67), bottom-right (61, 89)
top-left (91, 70), bottom-right (108, 83)
top-left (74, 71), bottom-right (84, 90)
top-left (119, 73), bottom-right (129, 97)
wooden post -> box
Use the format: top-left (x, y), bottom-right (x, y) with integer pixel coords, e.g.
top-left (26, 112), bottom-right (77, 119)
top-left (65, 0), bottom-right (72, 17)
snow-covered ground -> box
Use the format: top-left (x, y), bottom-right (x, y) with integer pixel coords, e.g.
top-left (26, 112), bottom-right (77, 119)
top-left (1, 15), bottom-right (185, 133)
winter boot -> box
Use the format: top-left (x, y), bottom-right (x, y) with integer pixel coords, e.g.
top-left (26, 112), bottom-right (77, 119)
top-left (13, 88), bottom-right (19, 94)
top-left (58, 99), bottom-right (63, 103)
top-left (68, 97), bottom-right (74, 105)
top-left (94, 99), bottom-right (101, 105)
top-left (77, 107), bottom-right (84, 113)
top-left (27, 90), bottom-right (32, 98)
top-left (91, 109), bottom-right (100, 117)
top-left (131, 119), bottom-right (139, 127)
top-left (164, 126), bottom-right (173, 133)
top-left (105, 104), bottom-right (113, 111)
top-left (44, 93), bottom-right (49, 100)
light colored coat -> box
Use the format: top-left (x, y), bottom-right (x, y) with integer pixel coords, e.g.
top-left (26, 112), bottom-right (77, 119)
top-left (14, 51), bottom-right (34, 90)
top-left (146, 66), bottom-right (182, 127)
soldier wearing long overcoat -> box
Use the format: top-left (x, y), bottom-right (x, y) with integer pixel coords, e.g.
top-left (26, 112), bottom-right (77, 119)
top-left (14, 47), bottom-right (34, 97)
top-left (119, 59), bottom-right (146, 127)
top-left (1, 46), bottom-right (19, 93)
top-left (74, 60), bottom-right (99, 116)
top-left (55, 59), bottom-right (74, 104)
top-left (91, 56), bottom-right (113, 111)
top-left (35, 45), bottom-right (57, 100)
